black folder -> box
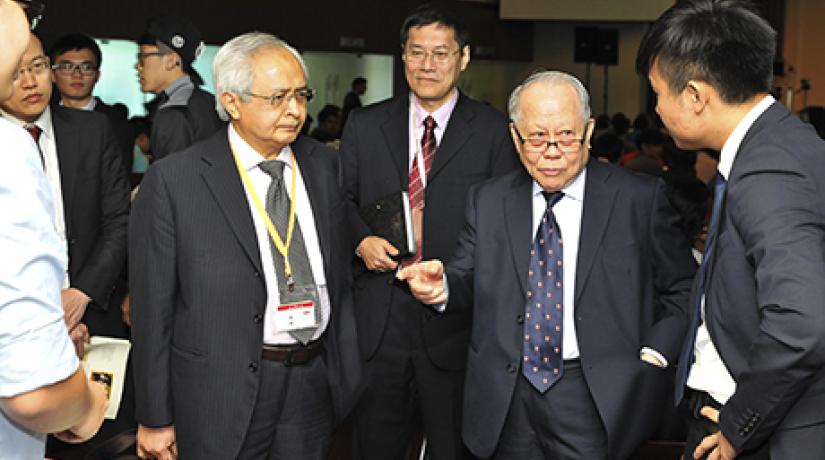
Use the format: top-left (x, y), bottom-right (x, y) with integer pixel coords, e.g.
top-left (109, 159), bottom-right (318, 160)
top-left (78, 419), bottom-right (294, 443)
top-left (359, 191), bottom-right (416, 259)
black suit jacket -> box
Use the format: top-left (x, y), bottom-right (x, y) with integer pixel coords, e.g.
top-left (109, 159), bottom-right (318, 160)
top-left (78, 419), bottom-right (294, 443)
top-left (341, 92), bottom-right (520, 369)
top-left (448, 160), bottom-right (696, 459)
top-left (53, 107), bottom-right (130, 337)
top-left (129, 130), bottom-right (363, 459)
top-left (94, 98), bottom-right (137, 175)
top-left (698, 102), bottom-right (825, 452)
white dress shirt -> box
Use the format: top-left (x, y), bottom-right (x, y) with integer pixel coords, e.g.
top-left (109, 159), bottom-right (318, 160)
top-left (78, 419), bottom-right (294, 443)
top-left (228, 125), bottom-right (330, 345)
top-left (0, 118), bottom-right (77, 459)
top-left (0, 106), bottom-right (70, 288)
top-left (687, 94), bottom-right (775, 404)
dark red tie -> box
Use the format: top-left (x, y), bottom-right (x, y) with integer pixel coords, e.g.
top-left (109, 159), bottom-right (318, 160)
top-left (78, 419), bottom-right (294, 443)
top-left (405, 116), bottom-right (437, 264)
top-left (24, 124), bottom-right (45, 169)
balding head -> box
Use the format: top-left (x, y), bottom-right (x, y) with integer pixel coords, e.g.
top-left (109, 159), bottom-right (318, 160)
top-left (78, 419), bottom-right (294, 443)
top-left (0, 0), bottom-right (30, 101)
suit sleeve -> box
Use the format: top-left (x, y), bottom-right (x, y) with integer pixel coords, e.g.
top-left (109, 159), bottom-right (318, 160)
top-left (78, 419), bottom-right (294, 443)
top-left (339, 108), bottom-right (373, 247)
top-left (489, 118), bottom-right (521, 177)
top-left (444, 184), bottom-right (480, 312)
top-left (129, 165), bottom-right (177, 427)
top-left (71, 118), bottom-right (130, 309)
top-left (151, 108), bottom-right (193, 161)
top-left (718, 147), bottom-right (825, 451)
top-left (642, 178), bottom-right (696, 362)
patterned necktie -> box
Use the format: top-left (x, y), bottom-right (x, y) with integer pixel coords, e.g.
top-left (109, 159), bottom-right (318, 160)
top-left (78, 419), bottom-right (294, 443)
top-left (523, 191), bottom-right (565, 393)
top-left (24, 124), bottom-right (45, 169)
top-left (674, 172), bottom-right (727, 402)
top-left (259, 160), bottom-right (319, 344)
top-left (404, 115), bottom-right (437, 265)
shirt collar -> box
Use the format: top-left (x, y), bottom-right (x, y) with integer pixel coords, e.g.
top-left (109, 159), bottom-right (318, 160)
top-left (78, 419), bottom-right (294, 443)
top-left (0, 105), bottom-right (54, 140)
top-left (58, 97), bottom-right (97, 111)
top-left (411, 89), bottom-right (459, 131)
top-left (228, 123), bottom-right (292, 172)
top-left (718, 94), bottom-right (774, 180)
top-left (164, 75), bottom-right (193, 97)
top-left (532, 166), bottom-right (587, 202)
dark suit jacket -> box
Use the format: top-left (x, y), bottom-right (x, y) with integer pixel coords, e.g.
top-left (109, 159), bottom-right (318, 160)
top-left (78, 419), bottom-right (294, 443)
top-left (699, 102), bottom-right (825, 452)
top-left (129, 131), bottom-right (363, 459)
top-left (53, 107), bottom-right (130, 337)
top-left (340, 92), bottom-right (520, 370)
top-left (94, 98), bottom-right (137, 175)
top-left (448, 160), bottom-right (696, 459)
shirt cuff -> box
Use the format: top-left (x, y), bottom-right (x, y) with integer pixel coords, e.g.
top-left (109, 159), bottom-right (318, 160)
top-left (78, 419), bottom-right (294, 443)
top-left (432, 273), bottom-right (449, 313)
top-left (640, 347), bottom-right (668, 368)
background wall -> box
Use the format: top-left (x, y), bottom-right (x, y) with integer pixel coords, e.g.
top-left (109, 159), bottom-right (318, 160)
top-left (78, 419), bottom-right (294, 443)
top-left (782, 0), bottom-right (825, 111)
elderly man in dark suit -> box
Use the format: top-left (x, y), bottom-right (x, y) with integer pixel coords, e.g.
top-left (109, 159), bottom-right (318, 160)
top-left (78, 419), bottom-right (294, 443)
top-left (399, 70), bottom-right (697, 459)
top-left (340, 5), bottom-right (519, 459)
top-left (637, 1), bottom-right (825, 459)
top-left (130, 32), bottom-right (362, 460)
top-left (0, 32), bottom-right (131, 459)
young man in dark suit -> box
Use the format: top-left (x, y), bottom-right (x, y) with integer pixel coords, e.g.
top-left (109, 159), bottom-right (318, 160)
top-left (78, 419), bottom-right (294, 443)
top-left (399, 70), bottom-right (696, 459)
top-left (340, 5), bottom-right (520, 459)
top-left (637, 1), bottom-right (825, 459)
top-left (130, 32), bottom-right (362, 460)
top-left (0, 32), bottom-right (131, 459)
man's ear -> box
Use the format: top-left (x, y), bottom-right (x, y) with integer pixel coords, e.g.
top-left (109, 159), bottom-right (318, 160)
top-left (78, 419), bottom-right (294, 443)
top-left (220, 92), bottom-right (241, 120)
top-left (459, 44), bottom-right (470, 71)
top-left (685, 80), bottom-right (712, 114)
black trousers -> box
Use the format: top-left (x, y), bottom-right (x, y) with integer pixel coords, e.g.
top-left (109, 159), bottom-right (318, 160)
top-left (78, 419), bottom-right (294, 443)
top-left (237, 353), bottom-right (334, 460)
top-left (492, 360), bottom-right (608, 460)
top-left (353, 284), bottom-right (471, 460)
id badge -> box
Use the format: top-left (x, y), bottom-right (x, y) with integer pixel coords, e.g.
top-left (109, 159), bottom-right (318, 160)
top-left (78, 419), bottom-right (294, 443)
top-left (273, 284), bottom-right (319, 333)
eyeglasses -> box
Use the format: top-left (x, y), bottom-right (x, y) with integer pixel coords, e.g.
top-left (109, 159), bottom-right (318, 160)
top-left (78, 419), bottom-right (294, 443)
top-left (53, 61), bottom-right (99, 76)
top-left (14, 57), bottom-right (50, 81)
top-left (244, 88), bottom-right (315, 108)
top-left (403, 48), bottom-right (460, 65)
top-left (15, 0), bottom-right (45, 30)
top-left (512, 125), bottom-right (586, 155)
top-left (136, 51), bottom-right (167, 64)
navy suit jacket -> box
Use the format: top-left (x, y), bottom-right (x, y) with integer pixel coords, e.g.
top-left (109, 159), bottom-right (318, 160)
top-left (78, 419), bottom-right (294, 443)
top-left (341, 92), bottom-right (520, 370)
top-left (699, 102), bottom-right (825, 452)
top-left (448, 160), bottom-right (696, 459)
top-left (130, 131), bottom-right (363, 459)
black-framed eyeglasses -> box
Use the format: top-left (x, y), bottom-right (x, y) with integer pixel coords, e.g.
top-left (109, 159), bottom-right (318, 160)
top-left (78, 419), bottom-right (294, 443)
top-left (53, 61), bottom-right (99, 76)
top-left (403, 47), bottom-right (460, 65)
top-left (15, 0), bottom-right (45, 30)
top-left (136, 51), bottom-right (167, 64)
top-left (244, 87), bottom-right (315, 108)
top-left (512, 124), bottom-right (585, 155)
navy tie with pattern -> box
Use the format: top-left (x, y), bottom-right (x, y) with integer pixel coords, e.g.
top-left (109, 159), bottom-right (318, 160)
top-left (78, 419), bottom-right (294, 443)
top-left (523, 191), bottom-right (565, 393)
top-left (674, 172), bottom-right (727, 403)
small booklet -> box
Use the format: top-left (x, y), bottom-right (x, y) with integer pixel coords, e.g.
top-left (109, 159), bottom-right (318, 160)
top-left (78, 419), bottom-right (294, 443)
top-left (81, 336), bottom-right (131, 420)
top-left (359, 191), bottom-right (416, 259)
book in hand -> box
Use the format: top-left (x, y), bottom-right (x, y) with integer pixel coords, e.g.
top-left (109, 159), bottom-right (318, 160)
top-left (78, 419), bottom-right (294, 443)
top-left (81, 336), bottom-right (131, 420)
top-left (359, 191), bottom-right (416, 259)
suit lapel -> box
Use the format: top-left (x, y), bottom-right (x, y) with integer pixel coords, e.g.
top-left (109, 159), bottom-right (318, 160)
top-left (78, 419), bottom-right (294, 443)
top-left (51, 109), bottom-right (80, 225)
top-left (575, 160), bottom-right (617, 303)
top-left (380, 97), bottom-right (412, 188)
top-left (199, 130), bottom-right (263, 274)
top-left (292, 137), bottom-right (333, 271)
top-left (506, 171), bottom-right (534, 294)
top-left (428, 93), bottom-right (473, 183)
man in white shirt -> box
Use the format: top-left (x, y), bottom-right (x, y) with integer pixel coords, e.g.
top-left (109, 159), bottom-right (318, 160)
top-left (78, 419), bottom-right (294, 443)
top-left (0, 1), bottom-right (107, 457)
top-left (638, 1), bottom-right (825, 459)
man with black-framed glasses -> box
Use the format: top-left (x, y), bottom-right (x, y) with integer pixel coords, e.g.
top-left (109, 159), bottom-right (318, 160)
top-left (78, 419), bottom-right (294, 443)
top-left (135, 16), bottom-right (222, 162)
top-left (398, 70), bottom-right (696, 459)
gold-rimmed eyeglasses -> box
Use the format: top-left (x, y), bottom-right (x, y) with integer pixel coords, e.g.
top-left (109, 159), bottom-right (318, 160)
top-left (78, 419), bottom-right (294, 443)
top-left (244, 87), bottom-right (315, 108)
top-left (512, 125), bottom-right (585, 155)
top-left (15, 56), bottom-right (50, 81)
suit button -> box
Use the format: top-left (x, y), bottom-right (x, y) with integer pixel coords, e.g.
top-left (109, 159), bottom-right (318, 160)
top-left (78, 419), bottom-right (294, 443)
top-left (253, 314), bottom-right (263, 323)
top-left (506, 363), bottom-right (517, 373)
top-left (69, 239), bottom-right (77, 245)
top-left (516, 314), bottom-right (524, 324)
top-left (249, 362), bottom-right (258, 372)
top-left (254, 270), bottom-right (261, 278)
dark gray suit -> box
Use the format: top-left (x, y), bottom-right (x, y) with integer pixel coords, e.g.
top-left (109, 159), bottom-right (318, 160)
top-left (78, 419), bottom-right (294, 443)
top-left (130, 131), bottom-right (363, 459)
top-left (447, 160), bottom-right (696, 459)
top-left (696, 102), bottom-right (825, 457)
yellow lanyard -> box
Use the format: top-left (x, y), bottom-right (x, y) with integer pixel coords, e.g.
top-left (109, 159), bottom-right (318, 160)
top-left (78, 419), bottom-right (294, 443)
top-left (231, 145), bottom-right (299, 287)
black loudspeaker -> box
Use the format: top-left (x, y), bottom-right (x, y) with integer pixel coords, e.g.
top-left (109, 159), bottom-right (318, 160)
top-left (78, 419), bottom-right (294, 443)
top-left (574, 27), bottom-right (598, 63)
top-left (595, 28), bottom-right (618, 65)
top-left (574, 27), bottom-right (618, 65)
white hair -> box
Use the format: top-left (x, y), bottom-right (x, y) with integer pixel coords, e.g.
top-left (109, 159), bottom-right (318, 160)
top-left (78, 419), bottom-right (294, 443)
top-left (212, 31), bottom-right (308, 121)
top-left (508, 70), bottom-right (591, 125)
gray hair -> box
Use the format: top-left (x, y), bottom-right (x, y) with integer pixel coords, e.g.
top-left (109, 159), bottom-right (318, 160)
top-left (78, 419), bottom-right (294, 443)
top-left (508, 70), bottom-right (591, 125)
top-left (212, 32), bottom-right (308, 121)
